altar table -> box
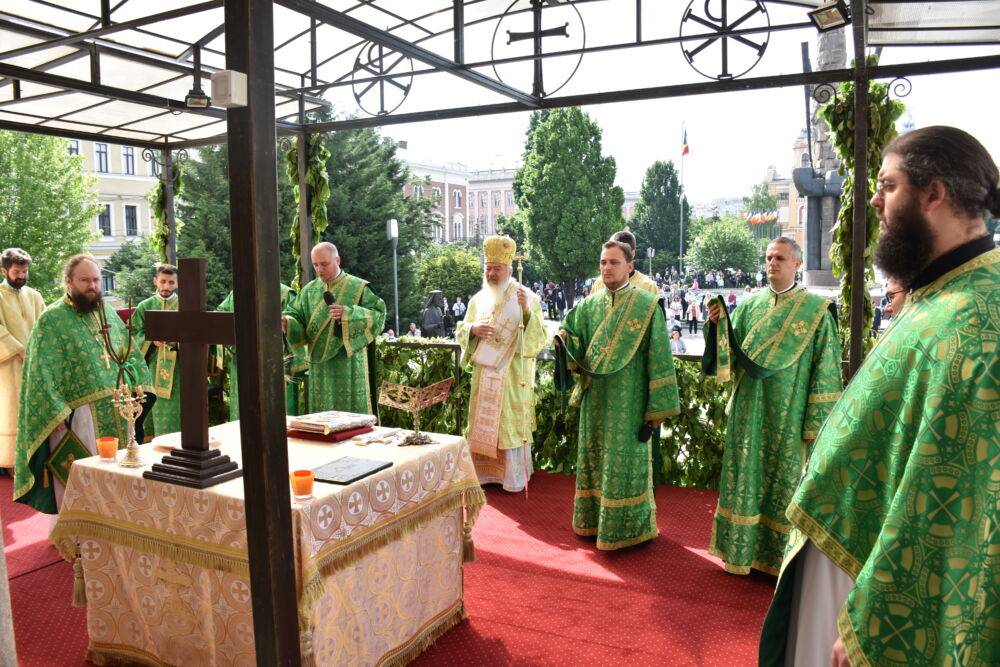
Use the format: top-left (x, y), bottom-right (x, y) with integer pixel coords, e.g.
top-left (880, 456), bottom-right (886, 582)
top-left (50, 422), bottom-right (485, 666)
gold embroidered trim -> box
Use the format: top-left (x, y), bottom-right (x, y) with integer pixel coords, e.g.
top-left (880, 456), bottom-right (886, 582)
top-left (838, 605), bottom-right (872, 667)
top-left (786, 501), bottom-right (863, 578)
top-left (574, 488), bottom-right (649, 508)
top-left (649, 375), bottom-right (677, 390)
top-left (597, 530), bottom-right (657, 551)
top-left (808, 391), bottom-right (842, 403)
top-left (714, 505), bottom-right (790, 533)
top-left (573, 526), bottom-right (598, 536)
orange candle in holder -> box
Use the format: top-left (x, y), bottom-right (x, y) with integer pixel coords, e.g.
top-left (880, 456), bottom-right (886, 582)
top-left (97, 436), bottom-right (118, 462)
top-left (290, 470), bottom-right (314, 500)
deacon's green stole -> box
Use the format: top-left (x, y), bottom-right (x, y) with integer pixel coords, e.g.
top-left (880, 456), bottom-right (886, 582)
top-left (568, 286), bottom-right (661, 406)
top-left (703, 286), bottom-right (835, 382)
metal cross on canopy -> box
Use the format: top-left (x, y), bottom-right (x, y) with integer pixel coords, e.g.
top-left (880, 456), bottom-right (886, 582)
top-left (143, 257), bottom-right (242, 489)
top-left (506, 0), bottom-right (570, 97)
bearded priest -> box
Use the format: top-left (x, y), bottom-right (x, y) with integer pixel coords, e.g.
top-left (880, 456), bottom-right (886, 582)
top-left (14, 255), bottom-right (152, 513)
top-left (456, 234), bottom-right (545, 493)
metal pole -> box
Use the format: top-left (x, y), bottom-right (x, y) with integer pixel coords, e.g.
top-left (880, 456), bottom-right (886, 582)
top-left (848, 0), bottom-right (869, 379)
top-left (392, 237), bottom-right (399, 334)
top-left (164, 148), bottom-right (176, 265)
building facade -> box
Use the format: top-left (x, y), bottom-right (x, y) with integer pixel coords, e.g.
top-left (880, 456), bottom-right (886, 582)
top-left (403, 158), bottom-right (470, 243)
top-left (467, 168), bottom-right (517, 241)
top-left (69, 139), bottom-right (158, 292)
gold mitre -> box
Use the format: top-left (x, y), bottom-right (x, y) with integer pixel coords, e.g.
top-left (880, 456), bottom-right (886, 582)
top-left (483, 234), bottom-right (516, 265)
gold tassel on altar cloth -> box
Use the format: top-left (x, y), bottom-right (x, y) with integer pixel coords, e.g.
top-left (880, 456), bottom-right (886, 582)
top-left (462, 487), bottom-right (485, 563)
top-left (72, 557), bottom-right (87, 606)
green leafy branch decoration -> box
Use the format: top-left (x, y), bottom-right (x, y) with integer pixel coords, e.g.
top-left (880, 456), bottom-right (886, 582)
top-left (284, 134), bottom-right (331, 289)
top-left (148, 159), bottom-right (184, 265)
top-left (820, 54), bottom-right (906, 362)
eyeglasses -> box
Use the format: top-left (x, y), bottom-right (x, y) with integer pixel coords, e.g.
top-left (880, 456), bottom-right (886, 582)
top-left (885, 289), bottom-right (906, 301)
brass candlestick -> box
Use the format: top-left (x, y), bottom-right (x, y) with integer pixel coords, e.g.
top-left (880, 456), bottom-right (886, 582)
top-left (113, 384), bottom-right (146, 467)
top-left (95, 298), bottom-right (146, 467)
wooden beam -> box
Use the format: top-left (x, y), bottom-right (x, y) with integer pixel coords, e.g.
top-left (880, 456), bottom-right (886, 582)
top-left (223, 0), bottom-right (301, 663)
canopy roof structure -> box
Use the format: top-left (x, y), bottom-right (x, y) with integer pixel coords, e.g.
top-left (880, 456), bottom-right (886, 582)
top-left (2, 0), bottom-right (999, 148)
top-left (3, 2), bottom-right (1000, 663)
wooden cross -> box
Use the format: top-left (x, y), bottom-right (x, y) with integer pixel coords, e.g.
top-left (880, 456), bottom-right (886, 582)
top-left (142, 258), bottom-right (241, 488)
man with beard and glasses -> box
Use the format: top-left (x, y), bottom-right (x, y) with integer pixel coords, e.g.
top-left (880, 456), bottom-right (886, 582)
top-left (0, 248), bottom-right (45, 472)
top-left (882, 276), bottom-right (907, 320)
top-left (456, 235), bottom-right (545, 492)
top-left (129, 264), bottom-right (181, 437)
top-left (13, 255), bottom-right (152, 513)
top-left (556, 240), bottom-right (679, 549)
top-left (760, 126), bottom-right (1000, 667)
top-left (702, 237), bottom-right (843, 577)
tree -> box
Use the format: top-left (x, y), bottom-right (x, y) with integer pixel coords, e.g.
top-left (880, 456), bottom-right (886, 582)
top-left (630, 160), bottom-right (690, 275)
top-left (515, 107), bottom-right (624, 306)
top-left (0, 130), bottom-right (100, 300)
top-left (416, 244), bottom-right (482, 306)
top-left (495, 211), bottom-right (543, 286)
top-left (175, 145), bottom-right (298, 308)
top-left (684, 214), bottom-right (759, 274)
top-left (743, 181), bottom-right (778, 214)
top-left (105, 238), bottom-right (159, 304)
top-left (321, 127), bottom-right (437, 327)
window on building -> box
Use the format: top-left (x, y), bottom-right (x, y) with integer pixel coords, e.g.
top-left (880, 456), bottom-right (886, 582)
top-left (123, 146), bottom-right (135, 175)
top-left (98, 204), bottom-right (111, 236)
top-left (480, 192), bottom-right (487, 209)
top-left (414, 185), bottom-right (424, 197)
top-left (432, 187), bottom-right (441, 206)
top-left (493, 192), bottom-right (501, 208)
top-left (505, 191), bottom-right (513, 208)
top-left (68, 140), bottom-right (79, 155)
top-left (453, 217), bottom-right (463, 240)
top-left (778, 192), bottom-right (789, 203)
top-left (494, 213), bottom-right (501, 233)
top-left (95, 143), bottom-right (109, 173)
top-left (454, 190), bottom-right (462, 209)
top-left (147, 152), bottom-right (158, 176)
top-left (433, 223), bottom-right (444, 242)
top-left (124, 204), bottom-right (138, 236)
top-left (101, 269), bottom-right (115, 295)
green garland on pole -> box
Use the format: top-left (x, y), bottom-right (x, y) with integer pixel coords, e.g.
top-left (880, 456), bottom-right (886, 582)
top-left (820, 54), bottom-right (905, 361)
top-left (285, 134), bottom-right (331, 289)
top-left (148, 160), bottom-right (184, 265)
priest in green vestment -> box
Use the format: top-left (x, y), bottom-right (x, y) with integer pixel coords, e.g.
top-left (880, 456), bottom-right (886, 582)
top-left (129, 264), bottom-right (180, 437)
top-left (282, 242), bottom-right (385, 415)
top-left (760, 126), bottom-right (1000, 667)
top-left (14, 255), bottom-right (152, 513)
top-left (218, 283), bottom-right (306, 419)
top-left (558, 240), bottom-right (680, 550)
top-left (702, 237), bottom-right (843, 575)
top-left (457, 234), bottom-right (546, 492)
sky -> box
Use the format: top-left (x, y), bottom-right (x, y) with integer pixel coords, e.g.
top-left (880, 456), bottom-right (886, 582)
top-left (358, 8), bottom-right (1000, 207)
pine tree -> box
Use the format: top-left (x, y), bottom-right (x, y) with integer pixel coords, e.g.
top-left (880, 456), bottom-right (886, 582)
top-left (514, 107), bottom-right (624, 306)
top-left (630, 160), bottom-right (691, 275)
top-left (320, 128), bottom-right (436, 327)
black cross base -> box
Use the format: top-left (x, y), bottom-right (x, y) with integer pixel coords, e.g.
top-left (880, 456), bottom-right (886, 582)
top-left (145, 447), bottom-right (242, 489)
top-left (141, 257), bottom-right (242, 489)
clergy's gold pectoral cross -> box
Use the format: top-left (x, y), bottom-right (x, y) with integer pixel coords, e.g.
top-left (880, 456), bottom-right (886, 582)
top-left (100, 348), bottom-right (112, 369)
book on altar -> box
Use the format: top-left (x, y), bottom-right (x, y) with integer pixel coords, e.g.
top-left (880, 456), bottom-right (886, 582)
top-left (287, 411), bottom-right (377, 435)
top-left (313, 456), bottom-right (392, 485)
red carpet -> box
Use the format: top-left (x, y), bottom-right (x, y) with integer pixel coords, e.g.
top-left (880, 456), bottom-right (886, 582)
top-left (413, 471), bottom-right (775, 666)
top-left (3, 472), bottom-right (773, 666)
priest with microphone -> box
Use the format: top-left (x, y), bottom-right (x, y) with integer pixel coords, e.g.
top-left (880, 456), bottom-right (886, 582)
top-left (282, 242), bottom-right (386, 414)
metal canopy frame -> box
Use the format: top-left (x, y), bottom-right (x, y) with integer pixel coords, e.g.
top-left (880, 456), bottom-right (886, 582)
top-left (4, 1), bottom-right (1000, 663)
top-left (1, 0), bottom-right (998, 147)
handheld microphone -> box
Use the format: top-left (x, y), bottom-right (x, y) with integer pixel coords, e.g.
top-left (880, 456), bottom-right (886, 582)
top-left (323, 291), bottom-right (336, 306)
top-left (637, 421), bottom-right (655, 442)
